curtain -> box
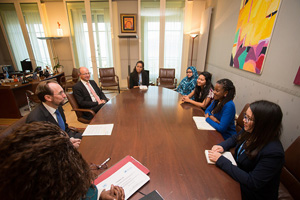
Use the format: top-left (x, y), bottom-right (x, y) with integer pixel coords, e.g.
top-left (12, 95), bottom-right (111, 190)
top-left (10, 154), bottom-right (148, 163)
top-left (71, 9), bottom-right (91, 70)
top-left (0, 4), bottom-right (29, 71)
top-left (164, 1), bottom-right (185, 80)
top-left (91, 1), bottom-right (113, 69)
top-left (141, 1), bottom-right (160, 83)
top-left (21, 3), bottom-right (51, 67)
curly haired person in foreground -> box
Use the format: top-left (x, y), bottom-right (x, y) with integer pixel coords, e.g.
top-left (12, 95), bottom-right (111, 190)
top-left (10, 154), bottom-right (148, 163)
top-left (0, 122), bottom-right (124, 200)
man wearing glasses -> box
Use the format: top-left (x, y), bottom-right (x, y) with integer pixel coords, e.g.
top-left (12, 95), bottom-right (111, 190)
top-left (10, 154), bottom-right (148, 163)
top-left (26, 80), bottom-right (81, 148)
top-left (72, 67), bottom-right (108, 120)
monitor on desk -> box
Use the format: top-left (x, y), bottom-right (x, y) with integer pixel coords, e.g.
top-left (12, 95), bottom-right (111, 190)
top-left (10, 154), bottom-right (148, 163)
top-left (21, 60), bottom-right (33, 73)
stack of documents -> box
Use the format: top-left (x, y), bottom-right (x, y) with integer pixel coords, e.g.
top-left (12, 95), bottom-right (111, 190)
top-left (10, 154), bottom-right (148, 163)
top-left (82, 124), bottom-right (114, 136)
top-left (205, 150), bottom-right (237, 166)
top-left (95, 156), bottom-right (150, 200)
top-left (193, 116), bottom-right (215, 130)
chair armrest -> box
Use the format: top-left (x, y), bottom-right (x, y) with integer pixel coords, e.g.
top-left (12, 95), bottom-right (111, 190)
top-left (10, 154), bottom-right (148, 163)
top-left (60, 75), bottom-right (73, 83)
top-left (71, 108), bottom-right (96, 116)
top-left (174, 78), bottom-right (177, 87)
top-left (69, 126), bottom-right (78, 132)
top-left (26, 90), bottom-right (34, 96)
top-left (114, 75), bottom-right (119, 82)
top-left (156, 78), bottom-right (159, 86)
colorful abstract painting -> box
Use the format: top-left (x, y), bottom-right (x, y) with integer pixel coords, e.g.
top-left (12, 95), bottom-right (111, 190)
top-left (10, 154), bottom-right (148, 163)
top-left (230, 0), bottom-right (281, 74)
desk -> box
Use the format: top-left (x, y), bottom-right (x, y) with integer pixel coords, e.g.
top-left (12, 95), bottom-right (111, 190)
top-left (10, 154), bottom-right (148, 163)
top-left (0, 72), bottom-right (64, 118)
top-left (78, 86), bottom-right (241, 199)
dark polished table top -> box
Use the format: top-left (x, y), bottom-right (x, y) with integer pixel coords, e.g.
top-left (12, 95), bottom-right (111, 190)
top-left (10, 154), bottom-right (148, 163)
top-left (78, 86), bottom-right (241, 200)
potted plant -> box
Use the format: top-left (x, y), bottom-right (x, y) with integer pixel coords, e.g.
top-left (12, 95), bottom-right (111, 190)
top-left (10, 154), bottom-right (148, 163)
top-left (53, 57), bottom-right (63, 73)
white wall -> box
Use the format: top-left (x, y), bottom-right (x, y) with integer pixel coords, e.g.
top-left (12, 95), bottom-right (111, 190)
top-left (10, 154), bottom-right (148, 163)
top-left (205, 0), bottom-right (300, 149)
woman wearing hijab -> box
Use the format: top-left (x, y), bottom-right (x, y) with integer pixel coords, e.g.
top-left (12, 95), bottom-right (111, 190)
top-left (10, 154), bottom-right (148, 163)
top-left (176, 66), bottom-right (198, 96)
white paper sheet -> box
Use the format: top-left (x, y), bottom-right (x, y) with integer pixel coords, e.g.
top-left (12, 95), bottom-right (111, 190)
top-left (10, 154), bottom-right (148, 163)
top-left (193, 116), bottom-right (216, 130)
top-left (82, 124), bottom-right (114, 136)
top-left (139, 85), bottom-right (148, 90)
top-left (205, 150), bottom-right (237, 166)
top-left (96, 162), bottom-right (150, 200)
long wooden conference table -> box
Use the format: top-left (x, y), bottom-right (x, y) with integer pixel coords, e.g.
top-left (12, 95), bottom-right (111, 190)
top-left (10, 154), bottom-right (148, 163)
top-left (78, 86), bottom-right (241, 200)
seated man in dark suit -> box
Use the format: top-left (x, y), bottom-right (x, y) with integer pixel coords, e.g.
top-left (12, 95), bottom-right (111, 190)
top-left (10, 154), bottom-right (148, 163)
top-left (26, 80), bottom-right (81, 148)
top-left (73, 67), bottom-right (108, 120)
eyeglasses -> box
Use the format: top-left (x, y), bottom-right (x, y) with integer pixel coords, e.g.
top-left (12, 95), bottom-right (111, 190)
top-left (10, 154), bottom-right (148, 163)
top-left (186, 71), bottom-right (193, 74)
top-left (81, 73), bottom-right (90, 75)
top-left (243, 113), bottom-right (254, 123)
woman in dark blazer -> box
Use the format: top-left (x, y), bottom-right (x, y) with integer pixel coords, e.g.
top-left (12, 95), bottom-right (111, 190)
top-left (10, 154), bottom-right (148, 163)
top-left (208, 100), bottom-right (285, 200)
top-left (129, 60), bottom-right (149, 89)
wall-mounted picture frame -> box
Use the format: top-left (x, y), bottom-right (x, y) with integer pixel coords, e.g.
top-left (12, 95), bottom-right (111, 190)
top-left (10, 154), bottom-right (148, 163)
top-left (120, 14), bottom-right (136, 33)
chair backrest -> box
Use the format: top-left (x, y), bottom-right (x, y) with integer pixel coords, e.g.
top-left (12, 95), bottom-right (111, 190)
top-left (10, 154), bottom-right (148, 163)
top-left (25, 90), bottom-right (40, 103)
top-left (159, 68), bottom-right (175, 85)
top-left (235, 103), bottom-right (250, 133)
top-left (71, 68), bottom-right (79, 82)
top-left (66, 92), bottom-right (83, 119)
top-left (280, 136), bottom-right (300, 200)
top-left (2, 65), bottom-right (15, 73)
top-left (99, 67), bottom-right (116, 82)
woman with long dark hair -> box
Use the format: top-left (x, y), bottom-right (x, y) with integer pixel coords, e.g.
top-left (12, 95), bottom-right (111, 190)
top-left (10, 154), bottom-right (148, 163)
top-left (182, 71), bottom-right (214, 109)
top-left (129, 60), bottom-right (149, 89)
top-left (0, 122), bottom-right (125, 200)
top-left (208, 100), bottom-right (285, 200)
top-left (204, 78), bottom-right (236, 139)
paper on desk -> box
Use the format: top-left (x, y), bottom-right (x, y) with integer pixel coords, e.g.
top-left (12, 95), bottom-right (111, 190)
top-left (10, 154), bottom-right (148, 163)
top-left (82, 124), bottom-right (114, 136)
top-left (193, 116), bottom-right (216, 130)
top-left (139, 85), bottom-right (148, 90)
top-left (96, 162), bottom-right (150, 200)
top-left (205, 150), bottom-right (237, 166)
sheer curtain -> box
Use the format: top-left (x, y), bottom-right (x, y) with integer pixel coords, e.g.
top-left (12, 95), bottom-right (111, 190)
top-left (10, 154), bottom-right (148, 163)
top-left (164, 0), bottom-right (185, 80)
top-left (21, 3), bottom-right (51, 67)
top-left (0, 4), bottom-right (29, 71)
top-left (91, 1), bottom-right (113, 70)
top-left (141, 1), bottom-right (160, 83)
top-left (67, 2), bottom-right (92, 74)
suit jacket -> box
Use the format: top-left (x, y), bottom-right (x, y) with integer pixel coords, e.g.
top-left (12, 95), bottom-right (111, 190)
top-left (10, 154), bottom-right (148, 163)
top-left (129, 70), bottom-right (149, 89)
top-left (216, 133), bottom-right (285, 200)
top-left (72, 80), bottom-right (108, 109)
top-left (26, 104), bottom-right (71, 134)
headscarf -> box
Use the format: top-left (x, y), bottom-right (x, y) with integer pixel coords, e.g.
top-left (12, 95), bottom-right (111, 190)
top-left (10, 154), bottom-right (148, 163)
top-left (176, 66), bottom-right (198, 96)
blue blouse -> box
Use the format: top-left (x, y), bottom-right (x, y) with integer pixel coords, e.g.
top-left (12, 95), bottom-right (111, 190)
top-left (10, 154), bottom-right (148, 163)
top-left (205, 100), bottom-right (236, 139)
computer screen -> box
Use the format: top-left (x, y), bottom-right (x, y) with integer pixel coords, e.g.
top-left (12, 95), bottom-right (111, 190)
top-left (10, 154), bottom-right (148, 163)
top-left (21, 60), bottom-right (33, 72)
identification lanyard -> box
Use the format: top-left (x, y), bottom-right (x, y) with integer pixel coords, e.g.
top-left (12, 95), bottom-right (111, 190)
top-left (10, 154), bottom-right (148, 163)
top-left (237, 141), bottom-right (246, 160)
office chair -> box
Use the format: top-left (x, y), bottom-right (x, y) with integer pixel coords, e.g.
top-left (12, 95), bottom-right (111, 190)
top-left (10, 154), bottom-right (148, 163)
top-left (66, 92), bottom-right (95, 124)
top-left (25, 90), bottom-right (41, 111)
top-left (99, 67), bottom-right (120, 93)
top-left (278, 136), bottom-right (300, 200)
top-left (156, 68), bottom-right (177, 89)
top-left (60, 68), bottom-right (79, 91)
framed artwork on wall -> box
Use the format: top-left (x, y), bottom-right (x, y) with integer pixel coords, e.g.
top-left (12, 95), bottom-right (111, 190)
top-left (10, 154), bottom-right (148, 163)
top-left (120, 14), bottom-right (136, 33)
top-left (230, 0), bottom-right (281, 74)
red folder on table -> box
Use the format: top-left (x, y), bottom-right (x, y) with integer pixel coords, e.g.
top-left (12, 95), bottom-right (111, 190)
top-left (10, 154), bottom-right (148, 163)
top-left (94, 155), bottom-right (150, 185)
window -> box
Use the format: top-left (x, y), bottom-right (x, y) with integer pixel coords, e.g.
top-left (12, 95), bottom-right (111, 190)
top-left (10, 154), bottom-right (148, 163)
top-left (0, 3), bottom-right (29, 70)
top-left (21, 3), bottom-right (51, 67)
top-left (141, 0), bottom-right (185, 82)
top-left (164, 0), bottom-right (184, 80)
top-left (67, 2), bottom-right (92, 72)
top-left (141, 0), bottom-right (160, 82)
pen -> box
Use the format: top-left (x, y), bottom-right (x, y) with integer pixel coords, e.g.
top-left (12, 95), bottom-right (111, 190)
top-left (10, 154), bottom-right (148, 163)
top-left (99, 157), bottom-right (111, 168)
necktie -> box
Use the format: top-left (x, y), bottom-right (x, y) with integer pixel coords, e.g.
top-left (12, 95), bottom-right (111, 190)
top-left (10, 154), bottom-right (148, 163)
top-left (86, 82), bottom-right (101, 104)
top-left (55, 109), bottom-right (65, 131)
